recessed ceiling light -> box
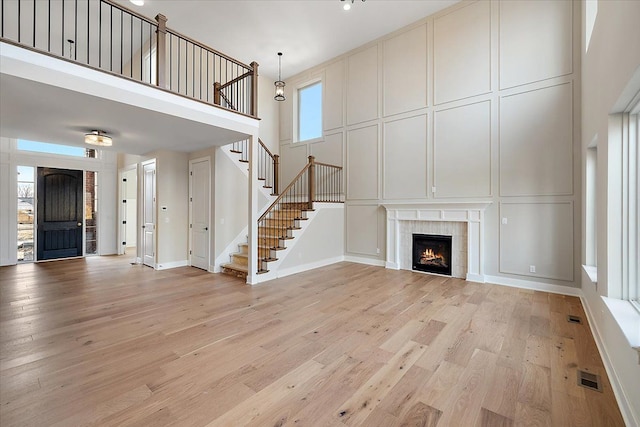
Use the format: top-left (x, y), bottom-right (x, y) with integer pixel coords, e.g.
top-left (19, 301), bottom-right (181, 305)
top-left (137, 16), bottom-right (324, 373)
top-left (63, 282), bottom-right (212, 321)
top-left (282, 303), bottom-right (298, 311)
top-left (130, 0), bottom-right (144, 6)
top-left (343, 3), bottom-right (351, 10)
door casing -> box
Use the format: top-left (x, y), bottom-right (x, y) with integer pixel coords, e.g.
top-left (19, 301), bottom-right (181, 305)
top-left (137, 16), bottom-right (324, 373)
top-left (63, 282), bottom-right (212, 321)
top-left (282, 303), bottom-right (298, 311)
top-left (189, 157), bottom-right (211, 271)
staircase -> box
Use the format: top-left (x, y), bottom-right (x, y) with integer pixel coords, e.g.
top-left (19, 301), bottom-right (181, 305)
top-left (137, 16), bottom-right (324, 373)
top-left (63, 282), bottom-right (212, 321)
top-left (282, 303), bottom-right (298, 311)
top-left (221, 203), bottom-right (311, 278)
top-left (220, 145), bottom-right (343, 280)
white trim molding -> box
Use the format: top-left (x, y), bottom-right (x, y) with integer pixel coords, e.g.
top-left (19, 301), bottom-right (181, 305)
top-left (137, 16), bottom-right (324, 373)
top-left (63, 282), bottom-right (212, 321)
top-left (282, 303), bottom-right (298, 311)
top-left (155, 260), bottom-right (188, 270)
top-left (381, 202), bottom-right (492, 282)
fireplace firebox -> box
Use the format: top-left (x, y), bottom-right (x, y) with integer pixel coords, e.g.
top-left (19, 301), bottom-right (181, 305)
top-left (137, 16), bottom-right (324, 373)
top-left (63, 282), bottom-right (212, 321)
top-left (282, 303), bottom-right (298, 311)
top-left (412, 234), bottom-right (452, 276)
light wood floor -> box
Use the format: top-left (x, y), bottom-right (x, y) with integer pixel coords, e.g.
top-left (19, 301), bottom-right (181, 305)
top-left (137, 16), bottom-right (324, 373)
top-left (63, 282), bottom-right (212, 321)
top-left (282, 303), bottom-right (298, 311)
top-left (0, 257), bottom-right (624, 426)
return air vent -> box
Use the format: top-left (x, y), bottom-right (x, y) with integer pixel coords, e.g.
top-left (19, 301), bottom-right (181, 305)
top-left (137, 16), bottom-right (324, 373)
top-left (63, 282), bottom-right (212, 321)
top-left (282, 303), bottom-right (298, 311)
top-left (567, 315), bottom-right (582, 324)
top-left (577, 370), bottom-right (602, 392)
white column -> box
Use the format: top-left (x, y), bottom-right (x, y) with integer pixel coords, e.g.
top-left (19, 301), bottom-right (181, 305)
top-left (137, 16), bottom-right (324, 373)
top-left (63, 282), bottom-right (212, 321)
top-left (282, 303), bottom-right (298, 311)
top-left (246, 132), bottom-right (259, 285)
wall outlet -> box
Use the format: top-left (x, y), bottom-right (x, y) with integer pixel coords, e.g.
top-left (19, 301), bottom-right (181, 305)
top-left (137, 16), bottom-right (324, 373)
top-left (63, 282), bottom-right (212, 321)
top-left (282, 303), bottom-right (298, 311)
top-left (220, 218), bottom-right (225, 225)
top-left (502, 217), bottom-right (508, 225)
top-left (529, 265), bottom-right (536, 273)
top-left (431, 186), bottom-right (436, 193)
top-left (376, 248), bottom-right (380, 254)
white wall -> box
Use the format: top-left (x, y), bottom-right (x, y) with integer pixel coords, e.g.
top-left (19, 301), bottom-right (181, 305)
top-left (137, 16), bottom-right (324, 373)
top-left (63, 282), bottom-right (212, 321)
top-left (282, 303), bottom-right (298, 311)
top-left (258, 75), bottom-right (280, 154)
top-left (273, 205), bottom-right (345, 278)
top-left (279, 0), bottom-right (581, 289)
top-left (140, 149), bottom-right (189, 268)
top-left (580, 0), bottom-right (640, 424)
top-left (0, 137), bottom-right (118, 266)
top-left (214, 147), bottom-right (248, 257)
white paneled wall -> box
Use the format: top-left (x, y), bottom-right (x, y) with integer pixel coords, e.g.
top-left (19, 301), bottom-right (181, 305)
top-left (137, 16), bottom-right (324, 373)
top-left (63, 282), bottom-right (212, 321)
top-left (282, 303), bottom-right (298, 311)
top-left (280, 0), bottom-right (580, 288)
top-left (383, 25), bottom-right (428, 116)
top-left (434, 1), bottom-right (491, 104)
top-left (434, 101), bottom-right (492, 198)
top-left (347, 46), bottom-right (379, 126)
top-left (383, 114), bottom-right (428, 199)
top-left (347, 125), bottom-right (379, 200)
top-left (499, 0), bottom-right (573, 89)
top-left (499, 83), bottom-right (574, 196)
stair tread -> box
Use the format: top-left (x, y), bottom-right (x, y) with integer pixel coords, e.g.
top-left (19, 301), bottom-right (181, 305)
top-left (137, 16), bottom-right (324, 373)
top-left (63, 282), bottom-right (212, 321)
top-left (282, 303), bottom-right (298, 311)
top-left (222, 262), bottom-right (248, 272)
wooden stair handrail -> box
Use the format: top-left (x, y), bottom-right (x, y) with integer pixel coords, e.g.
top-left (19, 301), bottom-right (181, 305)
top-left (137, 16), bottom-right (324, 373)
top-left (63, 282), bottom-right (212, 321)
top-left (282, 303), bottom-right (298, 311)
top-left (259, 139), bottom-right (279, 195)
top-left (258, 163), bottom-right (312, 223)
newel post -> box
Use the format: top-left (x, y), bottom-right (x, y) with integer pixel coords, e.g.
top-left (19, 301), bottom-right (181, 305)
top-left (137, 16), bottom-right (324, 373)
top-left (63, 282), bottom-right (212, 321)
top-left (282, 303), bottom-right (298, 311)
top-left (308, 156), bottom-right (315, 210)
top-left (273, 154), bottom-right (280, 195)
top-left (213, 82), bottom-right (221, 106)
top-left (155, 14), bottom-right (167, 88)
top-left (250, 61), bottom-right (259, 117)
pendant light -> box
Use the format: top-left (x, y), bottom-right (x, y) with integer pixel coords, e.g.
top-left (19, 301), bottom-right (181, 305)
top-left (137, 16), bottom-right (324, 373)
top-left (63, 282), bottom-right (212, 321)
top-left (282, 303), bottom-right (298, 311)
top-left (274, 52), bottom-right (285, 101)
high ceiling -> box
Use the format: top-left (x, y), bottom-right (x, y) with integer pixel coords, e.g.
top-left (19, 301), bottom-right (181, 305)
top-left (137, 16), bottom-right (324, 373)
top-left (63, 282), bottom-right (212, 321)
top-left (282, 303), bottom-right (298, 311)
top-left (1, 0), bottom-right (460, 156)
top-left (113, 0), bottom-right (460, 80)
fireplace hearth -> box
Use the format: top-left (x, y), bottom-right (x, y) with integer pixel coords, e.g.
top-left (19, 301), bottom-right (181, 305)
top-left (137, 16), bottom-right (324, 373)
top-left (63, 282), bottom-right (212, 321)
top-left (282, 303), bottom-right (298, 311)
top-left (412, 234), bottom-right (452, 276)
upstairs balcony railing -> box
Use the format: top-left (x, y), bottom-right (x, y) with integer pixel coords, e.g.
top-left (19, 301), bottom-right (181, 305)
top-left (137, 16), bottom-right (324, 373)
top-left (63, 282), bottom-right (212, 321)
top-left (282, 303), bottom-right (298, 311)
top-left (0, 0), bottom-right (258, 118)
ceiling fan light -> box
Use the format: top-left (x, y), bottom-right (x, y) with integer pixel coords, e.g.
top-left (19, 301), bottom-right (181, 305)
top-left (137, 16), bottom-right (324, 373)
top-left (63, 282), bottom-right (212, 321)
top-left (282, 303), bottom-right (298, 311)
top-left (84, 130), bottom-right (113, 147)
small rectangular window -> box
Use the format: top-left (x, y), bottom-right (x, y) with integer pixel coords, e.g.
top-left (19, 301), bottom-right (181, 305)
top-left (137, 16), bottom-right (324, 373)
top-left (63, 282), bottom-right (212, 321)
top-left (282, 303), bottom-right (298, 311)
top-left (17, 166), bottom-right (35, 262)
top-left (85, 171), bottom-right (98, 255)
top-left (298, 81), bottom-right (322, 142)
top-left (17, 140), bottom-right (96, 158)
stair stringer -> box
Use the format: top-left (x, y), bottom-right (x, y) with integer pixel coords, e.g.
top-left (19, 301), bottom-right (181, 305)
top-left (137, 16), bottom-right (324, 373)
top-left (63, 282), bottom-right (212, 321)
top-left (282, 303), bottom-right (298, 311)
top-left (214, 143), bottom-right (276, 273)
top-left (255, 203), bottom-right (345, 283)
top-left (220, 143), bottom-right (277, 201)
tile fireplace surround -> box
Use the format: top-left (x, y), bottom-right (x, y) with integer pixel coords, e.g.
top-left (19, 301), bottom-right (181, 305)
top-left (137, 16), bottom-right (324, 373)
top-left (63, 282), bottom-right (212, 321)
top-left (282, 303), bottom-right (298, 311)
top-left (382, 202), bottom-right (492, 282)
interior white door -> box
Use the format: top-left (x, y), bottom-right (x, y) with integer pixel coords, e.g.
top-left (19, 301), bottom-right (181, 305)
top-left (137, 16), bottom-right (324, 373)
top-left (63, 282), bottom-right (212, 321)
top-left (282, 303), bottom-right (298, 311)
top-left (190, 158), bottom-right (210, 270)
top-left (142, 160), bottom-right (156, 268)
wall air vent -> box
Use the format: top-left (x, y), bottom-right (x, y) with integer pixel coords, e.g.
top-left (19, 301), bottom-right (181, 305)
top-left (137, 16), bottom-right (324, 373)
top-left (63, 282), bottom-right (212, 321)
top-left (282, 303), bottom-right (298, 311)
top-left (567, 315), bottom-right (582, 324)
top-left (577, 370), bottom-right (602, 392)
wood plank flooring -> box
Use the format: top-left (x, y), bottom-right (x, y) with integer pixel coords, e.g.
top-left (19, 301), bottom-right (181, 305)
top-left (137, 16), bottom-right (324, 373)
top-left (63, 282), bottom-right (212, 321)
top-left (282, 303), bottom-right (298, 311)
top-left (0, 257), bottom-right (625, 426)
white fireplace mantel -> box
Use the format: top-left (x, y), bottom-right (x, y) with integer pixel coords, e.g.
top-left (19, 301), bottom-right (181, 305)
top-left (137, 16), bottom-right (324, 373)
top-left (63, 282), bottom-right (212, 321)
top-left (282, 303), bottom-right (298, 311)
top-left (381, 201), bottom-right (492, 283)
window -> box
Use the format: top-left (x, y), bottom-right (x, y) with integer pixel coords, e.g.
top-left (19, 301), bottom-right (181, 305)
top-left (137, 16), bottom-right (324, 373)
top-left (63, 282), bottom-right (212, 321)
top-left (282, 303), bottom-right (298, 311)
top-left (17, 140), bottom-right (97, 158)
top-left (85, 171), bottom-right (99, 255)
top-left (585, 0), bottom-right (598, 53)
top-left (297, 81), bottom-right (322, 142)
top-left (17, 166), bottom-right (35, 262)
top-left (626, 111), bottom-right (639, 308)
top-left (585, 144), bottom-right (597, 268)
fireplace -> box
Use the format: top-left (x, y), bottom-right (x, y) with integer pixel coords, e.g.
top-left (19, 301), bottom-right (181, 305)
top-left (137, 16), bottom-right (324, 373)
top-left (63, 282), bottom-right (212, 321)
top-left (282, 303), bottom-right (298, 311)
top-left (412, 234), bottom-right (452, 276)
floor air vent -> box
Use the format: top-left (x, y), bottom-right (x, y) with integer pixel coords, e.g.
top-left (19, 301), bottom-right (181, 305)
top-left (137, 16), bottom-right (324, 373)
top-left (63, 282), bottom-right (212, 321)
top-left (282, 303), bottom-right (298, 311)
top-left (567, 315), bottom-right (582, 324)
top-left (577, 370), bottom-right (602, 392)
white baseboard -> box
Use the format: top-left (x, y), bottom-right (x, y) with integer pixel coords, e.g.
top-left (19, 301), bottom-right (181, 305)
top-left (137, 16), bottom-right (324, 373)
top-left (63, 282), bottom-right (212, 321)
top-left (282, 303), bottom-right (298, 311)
top-left (155, 260), bottom-right (188, 270)
top-left (385, 261), bottom-right (399, 269)
top-left (465, 273), bottom-right (485, 283)
top-left (344, 255), bottom-right (386, 267)
top-left (277, 256), bottom-right (345, 279)
top-left (484, 274), bottom-right (582, 296)
top-left (581, 295), bottom-right (639, 427)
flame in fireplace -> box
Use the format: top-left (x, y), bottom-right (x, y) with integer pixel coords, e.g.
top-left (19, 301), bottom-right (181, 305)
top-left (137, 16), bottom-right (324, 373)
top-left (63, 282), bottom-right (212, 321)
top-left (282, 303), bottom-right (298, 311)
top-left (419, 248), bottom-right (448, 267)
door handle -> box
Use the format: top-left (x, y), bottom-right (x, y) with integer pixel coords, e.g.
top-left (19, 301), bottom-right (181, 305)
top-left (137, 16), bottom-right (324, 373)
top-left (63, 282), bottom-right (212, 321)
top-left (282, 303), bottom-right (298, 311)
top-left (77, 222), bottom-right (82, 227)
top-left (205, 227), bottom-right (208, 231)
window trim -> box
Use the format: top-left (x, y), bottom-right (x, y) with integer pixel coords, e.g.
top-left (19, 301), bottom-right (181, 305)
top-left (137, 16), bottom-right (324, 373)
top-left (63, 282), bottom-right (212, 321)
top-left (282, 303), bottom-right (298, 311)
top-left (293, 78), bottom-right (323, 144)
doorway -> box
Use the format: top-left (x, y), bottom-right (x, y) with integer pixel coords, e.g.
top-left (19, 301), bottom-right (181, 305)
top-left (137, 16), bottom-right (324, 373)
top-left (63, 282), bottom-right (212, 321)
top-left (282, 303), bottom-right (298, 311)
top-left (36, 167), bottom-right (84, 260)
top-left (119, 166), bottom-right (138, 257)
top-left (141, 159), bottom-right (156, 268)
top-left (189, 157), bottom-right (211, 270)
